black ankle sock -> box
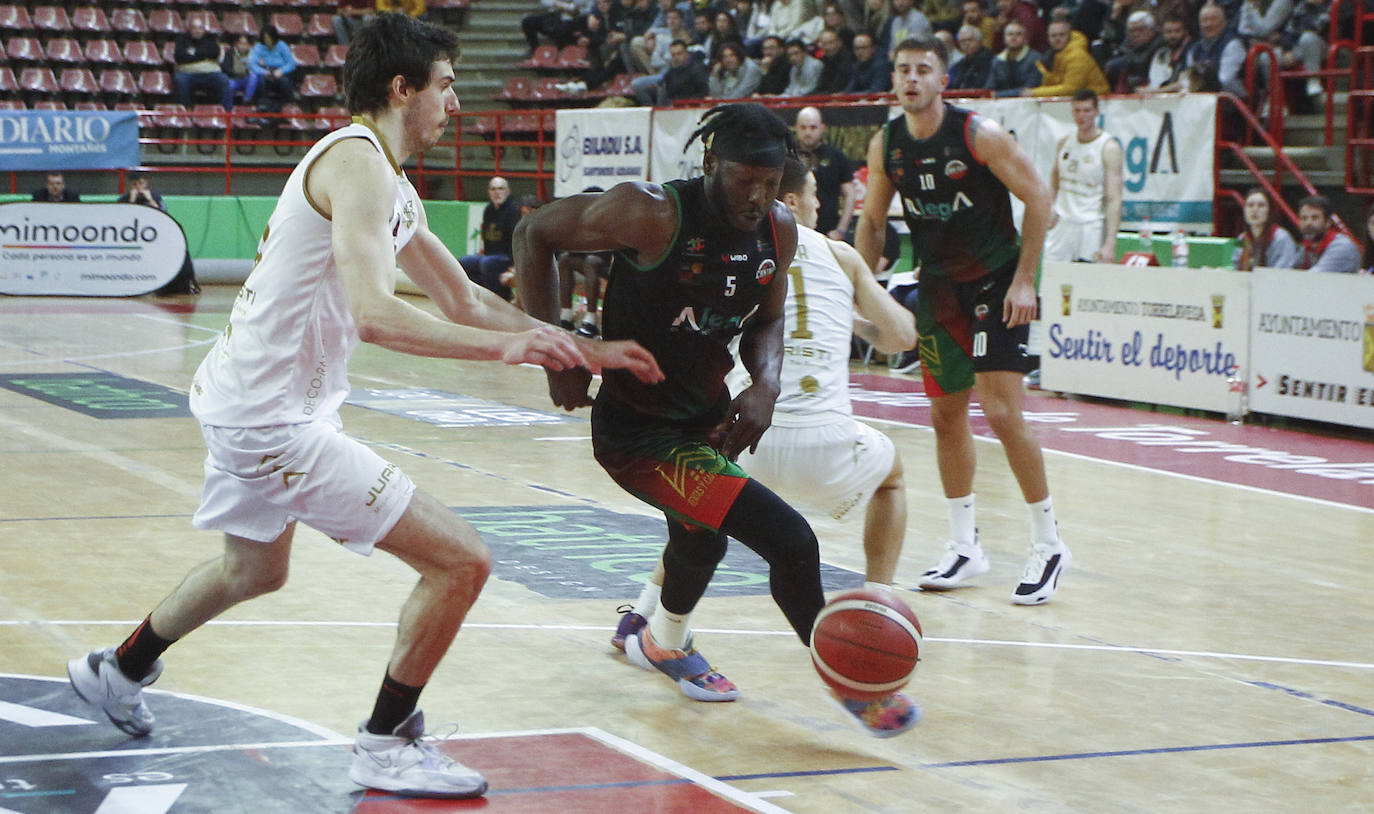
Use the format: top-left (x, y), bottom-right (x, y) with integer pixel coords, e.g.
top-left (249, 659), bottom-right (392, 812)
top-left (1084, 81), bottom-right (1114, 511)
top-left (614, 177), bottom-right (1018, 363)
top-left (365, 673), bottom-right (424, 735)
top-left (114, 616), bottom-right (175, 681)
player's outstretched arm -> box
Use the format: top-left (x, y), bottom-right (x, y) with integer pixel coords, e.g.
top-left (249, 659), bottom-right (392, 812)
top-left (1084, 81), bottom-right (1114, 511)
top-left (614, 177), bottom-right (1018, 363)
top-left (831, 237), bottom-right (916, 355)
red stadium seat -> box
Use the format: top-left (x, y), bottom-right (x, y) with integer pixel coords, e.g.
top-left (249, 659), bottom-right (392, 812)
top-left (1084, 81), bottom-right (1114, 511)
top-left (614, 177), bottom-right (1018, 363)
top-left (85, 39), bottom-right (123, 66)
top-left (306, 13), bottom-right (334, 41)
top-left (495, 76), bottom-right (534, 102)
top-left (123, 40), bottom-right (164, 67)
top-left (4, 37), bottom-right (44, 64)
top-left (110, 8), bottom-right (149, 37)
top-left (138, 69), bottom-right (174, 99)
top-left (557, 44), bottom-right (589, 70)
top-left (98, 68), bottom-right (137, 97)
top-left (0, 5), bottom-right (31, 33)
top-left (60, 68), bottom-right (100, 97)
top-left (191, 103), bottom-right (228, 130)
top-left (46, 38), bottom-right (85, 65)
top-left (74, 101), bottom-right (105, 111)
top-left (147, 9), bottom-right (184, 38)
top-left (298, 73), bottom-right (338, 100)
top-left (0, 100), bottom-right (24, 110)
top-left (72, 7), bottom-right (111, 34)
top-left (279, 102), bottom-right (317, 133)
top-left (268, 13), bottom-right (303, 39)
top-left (151, 102), bottom-right (190, 129)
top-left (323, 44), bottom-right (348, 69)
top-left (185, 11), bottom-right (221, 36)
top-left (520, 45), bottom-right (558, 70)
top-left (221, 11), bottom-right (258, 38)
top-left (33, 101), bottom-right (69, 111)
top-left (30, 5), bottom-right (71, 33)
top-left (19, 67), bottom-right (60, 95)
top-left (0, 67), bottom-right (16, 94)
top-left (291, 43), bottom-right (320, 69)
top-left (531, 77), bottom-right (566, 102)
top-left (317, 105), bottom-right (350, 131)
top-left (161, 41), bottom-right (178, 65)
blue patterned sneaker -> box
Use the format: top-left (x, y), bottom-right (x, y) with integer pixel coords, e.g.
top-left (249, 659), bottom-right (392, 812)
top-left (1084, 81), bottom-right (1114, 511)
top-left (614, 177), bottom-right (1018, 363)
top-left (827, 690), bottom-right (921, 739)
top-left (610, 604), bottom-right (648, 652)
top-left (624, 627), bottom-right (739, 702)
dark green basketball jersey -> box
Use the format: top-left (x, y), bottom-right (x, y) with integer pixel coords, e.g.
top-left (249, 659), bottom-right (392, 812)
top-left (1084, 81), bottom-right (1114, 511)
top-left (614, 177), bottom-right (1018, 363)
top-left (599, 176), bottom-right (782, 421)
top-left (882, 104), bottom-right (1020, 282)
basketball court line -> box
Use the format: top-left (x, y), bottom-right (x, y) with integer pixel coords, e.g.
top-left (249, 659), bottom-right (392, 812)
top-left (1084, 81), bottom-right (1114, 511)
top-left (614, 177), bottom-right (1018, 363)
top-left (923, 733), bottom-right (1374, 768)
top-left (9, 621), bottom-right (1371, 671)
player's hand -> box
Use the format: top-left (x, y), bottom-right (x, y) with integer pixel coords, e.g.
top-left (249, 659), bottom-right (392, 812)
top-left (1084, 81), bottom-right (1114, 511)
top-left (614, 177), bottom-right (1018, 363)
top-left (502, 324), bottom-right (588, 371)
top-left (577, 337), bottom-right (664, 383)
top-left (720, 383), bottom-right (776, 460)
top-left (1094, 246), bottom-right (1115, 263)
top-left (545, 367), bottom-right (594, 410)
top-left (1003, 277), bottom-right (1039, 328)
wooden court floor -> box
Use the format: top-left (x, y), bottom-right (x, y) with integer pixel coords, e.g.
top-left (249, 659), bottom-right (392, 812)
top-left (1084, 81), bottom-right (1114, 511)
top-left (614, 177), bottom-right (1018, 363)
top-left (1, 287), bottom-right (1371, 813)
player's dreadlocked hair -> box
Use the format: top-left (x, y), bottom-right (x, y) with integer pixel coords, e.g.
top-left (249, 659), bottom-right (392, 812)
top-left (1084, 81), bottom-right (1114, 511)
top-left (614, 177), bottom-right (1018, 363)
top-left (686, 103), bottom-right (798, 168)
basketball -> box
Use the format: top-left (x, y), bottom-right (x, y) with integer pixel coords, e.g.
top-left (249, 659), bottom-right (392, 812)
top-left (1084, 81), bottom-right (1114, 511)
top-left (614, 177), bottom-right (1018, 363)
top-left (810, 589), bottom-right (922, 702)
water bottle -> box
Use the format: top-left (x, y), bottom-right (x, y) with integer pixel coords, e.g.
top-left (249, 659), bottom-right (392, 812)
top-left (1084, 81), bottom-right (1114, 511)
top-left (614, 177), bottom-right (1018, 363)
top-left (1171, 228), bottom-right (1188, 267)
top-left (1226, 373), bottom-right (1248, 425)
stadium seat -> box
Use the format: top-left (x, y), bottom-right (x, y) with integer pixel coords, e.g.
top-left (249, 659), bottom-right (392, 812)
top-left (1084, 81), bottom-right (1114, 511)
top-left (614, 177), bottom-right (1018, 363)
top-left (221, 11), bottom-right (258, 38)
top-left (72, 7), bottom-right (112, 35)
top-left (268, 13), bottom-right (304, 39)
top-left (85, 39), bottom-right (123, 66)
top-left (60, 68), bottom-right (99, 97)
top-left (306, 13), bottom-right (334, 41)
top-left (110, 8), bottom-right (149, 37)
top-left (147, 9), bottom-right (184, 38)
top-left (298, 73), bottom-right (338, 100)
top-left (45, 38), bottom-right (85, 65)
top-left (124, 40), bottom-right (163, 67)
top-left (278, 102), bottom-right (317, 134)
top-left (317, 105), bottom-right (350, 131)
top-left (74, 101), bottom-right (105, 111)
top-left (151, 102), bottom-right (190, 129)
top-left (4, 37), bottom-right (44, 64)
top-left (495, 76), bottom-right (534, 102)
top-left (557, 44), bottom-right (589, 70)
top-left (161, 41), bottom-right (178, 64)
top-left (185, 11), bottom-right (221, 36)
top-left (0, 6), bottom-right (31, 33)
top-left (191, 103), bottom-right (228, 130)
top-left (138, 69), bottom-right (174, 100)
top-left (33, 101), bottom-right (68, 111)
top-left (30, 6), bottom-right (71, 33)
top-left (98, 68), bottom-right (137, 98)
top-left (531, 77), bottom-right (566, 102)
top-left (19, 67), bottom-right (59, 96)
top-left (520, 45), bottom-right (558, 70)
top-left (323, 44), bottom-right (347, 69)
top-left (291, 43), bottom-right (320, 69)
top-left (0, 67), bottom-right (16, 94)
top-left (0, 100), bottom-right (23, 110)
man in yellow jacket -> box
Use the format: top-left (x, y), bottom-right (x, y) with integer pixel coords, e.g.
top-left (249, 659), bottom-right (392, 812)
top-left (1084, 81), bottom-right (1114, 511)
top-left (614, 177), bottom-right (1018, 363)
top-left (1028, 20), bottom-right (1109, 97)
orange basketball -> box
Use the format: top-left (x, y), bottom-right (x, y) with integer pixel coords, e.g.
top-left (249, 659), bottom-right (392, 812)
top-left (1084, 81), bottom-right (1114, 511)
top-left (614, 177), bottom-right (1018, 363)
top-left (810, 589), bottom-right (922, 702)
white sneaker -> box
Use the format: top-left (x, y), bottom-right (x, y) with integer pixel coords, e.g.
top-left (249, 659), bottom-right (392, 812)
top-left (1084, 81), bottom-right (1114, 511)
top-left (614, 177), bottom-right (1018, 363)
top-left (918, 539), bottom-right (990, 590)
top-left (1306, 78), bottom-right (1322, 98)
top-left (67, 647), bottom-right (162, 737)
top-left (350, 710), bottom-right (488, 799)
top-left (1011, 540), bottom-right (1071, 605)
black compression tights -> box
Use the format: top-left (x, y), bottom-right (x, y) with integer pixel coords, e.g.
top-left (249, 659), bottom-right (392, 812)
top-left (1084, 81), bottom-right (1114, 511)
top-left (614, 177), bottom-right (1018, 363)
top-left (658, 479), bottom-right (825, 645)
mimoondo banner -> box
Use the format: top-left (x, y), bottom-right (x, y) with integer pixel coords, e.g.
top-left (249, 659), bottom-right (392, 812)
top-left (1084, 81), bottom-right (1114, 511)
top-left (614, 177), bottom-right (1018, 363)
top-left (0, 202), bottom-right (186, 296)
top-left (0, 110), bottom-right (140, 171)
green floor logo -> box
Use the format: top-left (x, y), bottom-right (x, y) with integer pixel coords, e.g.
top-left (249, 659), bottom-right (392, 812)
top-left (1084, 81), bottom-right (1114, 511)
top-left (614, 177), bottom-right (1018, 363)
top-left (0, 372), bottom-right (191, 418)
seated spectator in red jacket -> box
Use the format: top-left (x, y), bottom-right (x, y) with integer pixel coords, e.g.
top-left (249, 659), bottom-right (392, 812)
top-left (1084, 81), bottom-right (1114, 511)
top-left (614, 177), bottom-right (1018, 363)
top-left (1294, 195), bottom-right (1360, 273)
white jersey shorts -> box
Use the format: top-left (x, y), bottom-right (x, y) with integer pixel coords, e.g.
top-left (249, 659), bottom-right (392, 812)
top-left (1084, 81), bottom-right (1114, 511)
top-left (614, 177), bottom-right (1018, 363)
top-left (192, 417), bottom-right (415, 555)
top-left (1044, 217), bottom-right (1105, 263)
top-left (736, 418), bottom-right (895, 522)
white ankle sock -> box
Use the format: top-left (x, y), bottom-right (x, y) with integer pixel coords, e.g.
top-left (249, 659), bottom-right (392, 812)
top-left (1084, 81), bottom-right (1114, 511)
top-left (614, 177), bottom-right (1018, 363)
top-left (947, 494), bottom-right (976, 547)
top-left (634, 580), bottom-right (661, 619)
top-left (560, 307), bottom-right (575, 322)
top-left (1029, 496), bottom-right (1059, 545)
top-left (649, 609), bottom-right (691, 650)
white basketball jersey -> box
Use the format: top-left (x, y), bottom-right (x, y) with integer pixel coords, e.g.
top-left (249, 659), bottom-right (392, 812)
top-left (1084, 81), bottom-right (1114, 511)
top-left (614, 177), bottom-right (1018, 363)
top-left (191, 121), bottom-right (421, 427)
top-left (1054, 130), bottom-right (1114, 225)
top-left (727, 225), bottom-right (853, 427)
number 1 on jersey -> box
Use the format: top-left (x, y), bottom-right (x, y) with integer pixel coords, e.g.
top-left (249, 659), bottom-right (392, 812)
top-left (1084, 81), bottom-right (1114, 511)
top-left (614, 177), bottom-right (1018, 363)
top-left (786, 264), bottom-right (812, 339)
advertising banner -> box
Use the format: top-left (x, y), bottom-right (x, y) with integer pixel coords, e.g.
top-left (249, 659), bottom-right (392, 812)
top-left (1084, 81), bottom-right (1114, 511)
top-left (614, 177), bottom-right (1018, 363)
top-left (1040, 262), bottom-right (1250, 413)
top-left (0, 202), bottom-right (186, 296)
top-left (1248, 268), bottom-right (1374, 430)
top-left (0, 110), bottom-right (140, 171)
top-left (553, 107), bottom-right (653, 198)
top-left (648, 106), bottom-right (709, 183)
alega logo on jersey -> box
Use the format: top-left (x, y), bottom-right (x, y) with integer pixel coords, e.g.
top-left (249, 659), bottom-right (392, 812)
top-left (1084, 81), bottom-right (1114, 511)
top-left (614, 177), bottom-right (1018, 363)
top-left (903, 191), bottom-right (974, 221)
top-left (671, 303), bottom-right (760, 336)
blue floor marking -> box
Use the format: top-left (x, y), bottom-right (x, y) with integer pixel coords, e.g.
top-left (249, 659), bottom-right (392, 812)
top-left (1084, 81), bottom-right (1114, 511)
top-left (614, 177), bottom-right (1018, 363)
top-left (925, 733), bottom-right (1374, 768)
